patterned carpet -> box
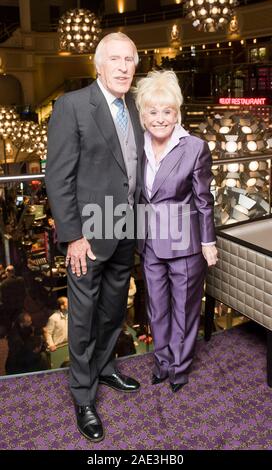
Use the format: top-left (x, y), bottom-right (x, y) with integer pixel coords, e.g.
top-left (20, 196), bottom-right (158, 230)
top-left (0, 324), bottom-right (272, 450)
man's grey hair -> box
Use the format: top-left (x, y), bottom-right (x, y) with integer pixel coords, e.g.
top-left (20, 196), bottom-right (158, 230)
top-left (94, 32), bottom-right (139, 68)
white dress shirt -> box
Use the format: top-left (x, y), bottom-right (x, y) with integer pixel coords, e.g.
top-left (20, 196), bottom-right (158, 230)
top-left (97, 78), bottom-right (127, 120)
top-left (45, 310), bottom-right (68, 348)
top-left (144, 124), bottom-right (189, 199)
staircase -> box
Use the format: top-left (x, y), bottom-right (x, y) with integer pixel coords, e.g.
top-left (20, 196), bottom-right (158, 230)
top-left (0, 22), bottom-right (19, 43)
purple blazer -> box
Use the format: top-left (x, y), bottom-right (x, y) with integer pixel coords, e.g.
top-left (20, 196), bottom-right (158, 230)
top-left (137, 135), bottom-right (216, 259)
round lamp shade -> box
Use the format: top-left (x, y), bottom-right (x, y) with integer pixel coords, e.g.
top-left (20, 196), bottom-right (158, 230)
top-left (58, 8), bottom-right (101, 54)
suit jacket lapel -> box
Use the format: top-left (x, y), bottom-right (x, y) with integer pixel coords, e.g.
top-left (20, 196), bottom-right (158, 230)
top-left (89, 81), bottom-right (127, 175)
top-left (126, 92), bottom-right (144, 185)
top-left (141, 153), bottom-right (149, 201)
top-left (126, 93), bottom-right (143, 160)
top-left (151, 138), bottom-right (186, 200)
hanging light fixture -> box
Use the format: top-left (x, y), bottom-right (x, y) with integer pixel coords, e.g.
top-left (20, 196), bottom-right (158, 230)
top-left (0, 107), bottom-right (19, 139)
top-left (58, 1), bottom-right (101, 55)
top-left (10, 121), bottom-right (48, 163)
top-left (32, 123), bottom-right (48, 161)
top-left (10, 121), bottom-right (38, 154)
top-left (184, 1), bottom-right (238, 33)
top-left (198, 111), bottom-right (270, 159)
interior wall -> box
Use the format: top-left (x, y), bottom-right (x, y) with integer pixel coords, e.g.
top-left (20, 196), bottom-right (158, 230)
top-left (33, 56), bottom-right (96, 104)
top-left (0, 73), bottom-right (23, 105)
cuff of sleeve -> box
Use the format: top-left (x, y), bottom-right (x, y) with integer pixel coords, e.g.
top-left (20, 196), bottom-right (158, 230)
top-left (201, 241), bottom-right (216, 246)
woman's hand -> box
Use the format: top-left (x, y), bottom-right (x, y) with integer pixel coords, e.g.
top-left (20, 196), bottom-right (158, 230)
top-left (202, 245), bottom-right (218, 267)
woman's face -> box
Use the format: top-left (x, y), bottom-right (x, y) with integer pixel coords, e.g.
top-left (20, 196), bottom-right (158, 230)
top-left (142, 104), bottom-right (178, 143)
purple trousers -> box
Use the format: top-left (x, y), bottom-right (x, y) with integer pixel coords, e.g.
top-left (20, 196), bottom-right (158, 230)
top-left (142, 240), bottom-right (206, 384)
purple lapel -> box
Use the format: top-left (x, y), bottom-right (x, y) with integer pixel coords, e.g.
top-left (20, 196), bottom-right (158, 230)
top-left (150, 138), bottom-right (186, 200)
top-left (141, 153), bottom-right (149, 201)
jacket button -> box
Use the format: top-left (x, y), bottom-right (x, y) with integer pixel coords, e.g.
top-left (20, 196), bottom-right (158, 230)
top-left (124, 182), bottom-right (128, 187)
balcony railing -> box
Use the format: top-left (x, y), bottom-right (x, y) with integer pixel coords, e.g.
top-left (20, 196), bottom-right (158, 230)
top-left (0, 22), bottom-right (19, 43)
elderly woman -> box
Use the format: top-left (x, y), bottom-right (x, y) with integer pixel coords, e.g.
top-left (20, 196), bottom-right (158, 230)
top-left (135, 70), bottom-right (217, 392)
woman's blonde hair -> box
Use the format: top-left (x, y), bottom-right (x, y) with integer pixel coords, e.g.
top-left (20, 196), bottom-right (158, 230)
top-left (135, 70), bottom-right (183, 128)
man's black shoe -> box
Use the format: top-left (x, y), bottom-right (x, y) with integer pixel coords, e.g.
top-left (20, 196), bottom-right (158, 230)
top-left (170, 382), bottom-right (186, 393)
top-left (151, 374), bottom-right (167, 385)
top-left (99, 372), bottom-right (140, 392)
top-left (76, 405), bottom-right (104, 442)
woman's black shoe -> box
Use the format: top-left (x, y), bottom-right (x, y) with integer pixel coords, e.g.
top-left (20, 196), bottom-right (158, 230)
top-left (151, 374), bottom-right (167, 385)
top-left (170, 382), bottom-right (186, 393)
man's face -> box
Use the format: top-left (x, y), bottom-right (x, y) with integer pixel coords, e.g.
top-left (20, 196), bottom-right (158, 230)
top-left (61, 298), bottom-right (68, 312)
top-left (96, 39), bottom-right (136, 97)
top-left (22, 315), bottom-right (32, 328)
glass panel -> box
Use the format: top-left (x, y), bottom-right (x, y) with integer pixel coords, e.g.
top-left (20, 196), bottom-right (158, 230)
top-left (1, 153), bottom-right (270, 376)
top-left (0, 176), bottom-right (151, 378)
top-left (249, 47), bottom-right (267, 64)
top-left (212, 157), bottom-right (271, 226)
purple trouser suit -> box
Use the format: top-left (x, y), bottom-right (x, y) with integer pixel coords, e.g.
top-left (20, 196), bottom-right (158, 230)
top-left (138, 134), bottom-right (216, 384)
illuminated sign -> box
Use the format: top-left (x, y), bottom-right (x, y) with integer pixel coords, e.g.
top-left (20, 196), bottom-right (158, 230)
top-left (219, 97), bottom-right (267, 105)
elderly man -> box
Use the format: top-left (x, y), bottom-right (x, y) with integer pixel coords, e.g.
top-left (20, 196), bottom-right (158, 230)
top-left (45, 32), bottom-right (143, 442)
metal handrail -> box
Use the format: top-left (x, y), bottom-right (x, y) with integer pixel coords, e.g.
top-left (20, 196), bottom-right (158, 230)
top-left (30, 6), bottom-right (184, 31)
top-left (0, 22), bottom-right (19, 42)
top-left (0, 174), bottom-right (44, 183)
top-left (101, 6), bottom-right (183, 28)
top-left (0, 0), bottom-right (265, 36)
top-left (29, 0), bottom-right (263, 32)
top-left (214, 61), bottom-right (272, 73)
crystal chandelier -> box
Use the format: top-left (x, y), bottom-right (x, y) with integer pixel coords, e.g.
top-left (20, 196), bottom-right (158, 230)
top-left (0, 107), bottom-right (19, 139)
top-left (10, 121), bottom-right (38, 154)
top-left (11, 121), bottom-right (48, 161)
top-left (33, 123), bottom-right (47, 160)
top-left (184, 0), bottom-right (238, 33)
top-left (58, 6), bottom-right (101, 54)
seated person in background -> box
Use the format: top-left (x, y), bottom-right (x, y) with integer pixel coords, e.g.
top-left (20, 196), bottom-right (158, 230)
top-left (8, 312), bottom-right (33, 346)
top-left (1, 265), bottom-right (26, 327)
top-left (23, 335), bottom-right (50, 372)
top-left (44, 296), bottom-right (68, 352)
top-left (114, 322), bottom-right (136, 358)
top-left (5, 312), bottom-right (34, 374)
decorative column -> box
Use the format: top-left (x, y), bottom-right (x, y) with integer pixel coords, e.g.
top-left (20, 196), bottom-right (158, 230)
top-left (19, 0), bottom-right (32, 32)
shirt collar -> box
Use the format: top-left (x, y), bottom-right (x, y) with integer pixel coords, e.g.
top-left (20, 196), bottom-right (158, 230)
top-left (97, 78), bottom-right (125, 107)
top-left (58, 310), bottom-right (67, 319)
top-left (144, 124), bottom-right (189, 164)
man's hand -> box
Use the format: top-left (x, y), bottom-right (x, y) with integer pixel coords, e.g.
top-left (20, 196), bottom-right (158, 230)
top-left (65, 237), bottom-right (96, 277)
top-left (49, 345), bottom-right (57, 352)
top-left (202, 245), bottom-right (218, 267)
